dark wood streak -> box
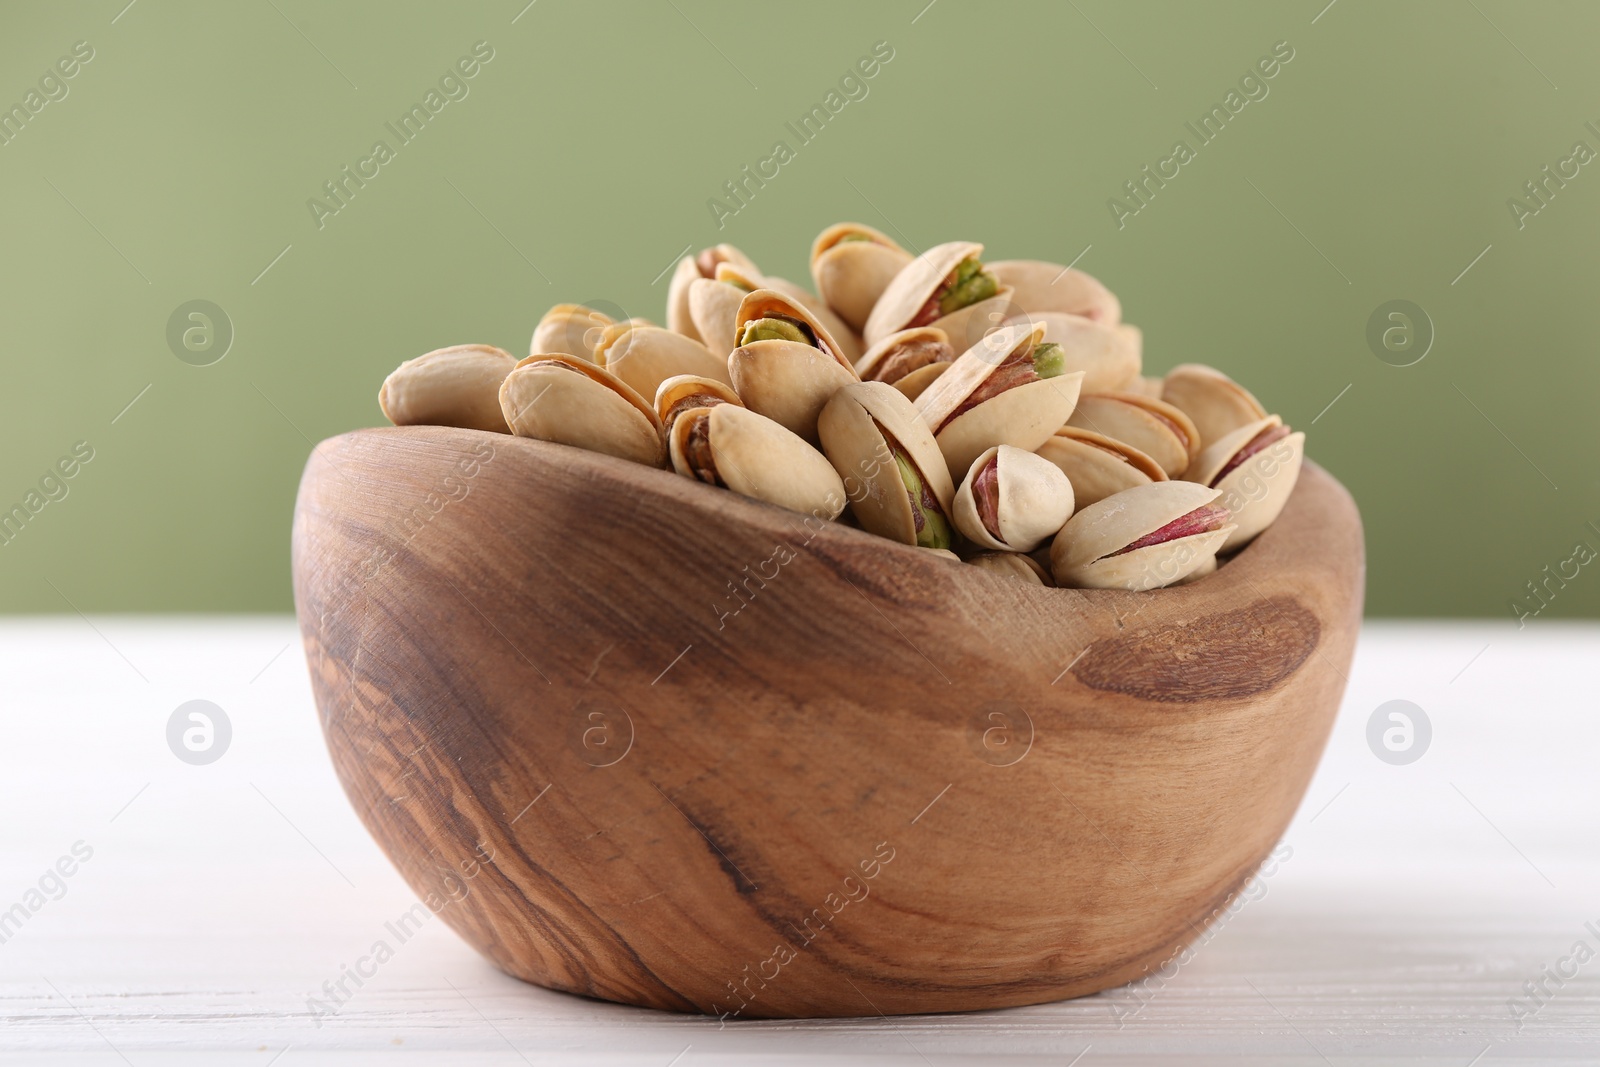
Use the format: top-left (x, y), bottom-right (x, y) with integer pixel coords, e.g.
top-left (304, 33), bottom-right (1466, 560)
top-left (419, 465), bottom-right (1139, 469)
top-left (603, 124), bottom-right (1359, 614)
top-left (1071, 596), bottom-right (1320, 703)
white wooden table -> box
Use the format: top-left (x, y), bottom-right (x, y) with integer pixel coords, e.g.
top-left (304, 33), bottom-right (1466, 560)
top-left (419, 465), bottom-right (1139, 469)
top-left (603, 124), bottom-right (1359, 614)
top-left (2, 618), bottom-right (1596, 1065)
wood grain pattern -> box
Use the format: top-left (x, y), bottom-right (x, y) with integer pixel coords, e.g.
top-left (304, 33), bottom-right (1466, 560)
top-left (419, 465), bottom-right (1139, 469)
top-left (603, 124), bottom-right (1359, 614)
top-left (290, 425), bottom-right (1365, 1019)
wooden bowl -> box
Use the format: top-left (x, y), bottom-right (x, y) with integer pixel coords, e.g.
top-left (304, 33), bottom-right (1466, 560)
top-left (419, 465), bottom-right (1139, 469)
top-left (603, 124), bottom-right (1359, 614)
top-left (291, 426), bottom-right (1363, 1019)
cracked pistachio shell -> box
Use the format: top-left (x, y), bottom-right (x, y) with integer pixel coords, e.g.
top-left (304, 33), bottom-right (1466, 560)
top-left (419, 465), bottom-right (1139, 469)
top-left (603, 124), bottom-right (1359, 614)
top-left (669, 404), bottom-right (846, 519)
top-left (764, 275), bottom-right (864, 363)
top-left (953, 444), bottom-right (1076, 553)
top-left (810, 222), bottom-right (914, 334)
top-left (653, 374), bottom-right (743, 434)
top-left (1162, 363), bottom-right (1267, 458)
top-left (1190, 415), bottom-right (1306, 553)
top-left (987, 260), bottom-right (1122, 324)
top-left (727, 289), bottom-right (859, 444)
top-left (817, 381), bottom-right (954, 547)
top-left (865, 240), bottom-right (989, 347)
top-left (968, 551), bottom-right (1052, 585)
top-left (379, 344), bottom-right (516, 433)
top-left (1003, 311), bottom-right (1141, 394)
top-left (915, 321), bottom-right (1085, 482)
top-left (1065, 392), bottom-right (1200, 478)
top-left (1050, 481), bottom-right (1234, 591)
top-left (1035, 426), bottom-right (1167, 508)
top-left (499, 354), bottom-right (664, 467)
top-left (668, 244), bottom-right (759, 342)
top-left (855, 326), bottom-right (956, 402)
top-left (531, 304), bottom-right (615, 361)
top-left (1177, 554), bottom-right (1218, 585)
top-left (594, 324), bottom-right (730, 402)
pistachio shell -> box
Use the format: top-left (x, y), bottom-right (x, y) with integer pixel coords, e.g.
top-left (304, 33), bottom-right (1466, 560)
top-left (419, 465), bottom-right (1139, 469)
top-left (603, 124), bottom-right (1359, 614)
top-left (687, 277), bottom-right (746, 358)
top-left (952, 444), bottom-right (1075, 553)
top-left (915, 321), bottom-right (1085, 482)
top-left (595, 324), bottom-right (730, 401)
top-left (727, 289), bottom-right (859, 443)
top-left (863, 240), bottom-right (983, 347)
top-left (764, 275), bottom-right (864, 363)
top-left (1065, 393), bottom-right (1200, 478)
top-left (968, 551), bottom-right (1051, 585)
top-left (667, 244), bottom-right (758, 342)
top-left (499, 354), bottom-right (664, 467)
top-left (1177, 555), bottom-right (1218, 585)
top-left (1190, 415), bottom-right (1306, 552)
top-left (669, 404), bottom-right (846, 519)
top-left (531, 304), bottom-right (614, 361)
top-left (987, 260), bottom-right (1122, 324)
top-left (1050, 481), bottom-right (1233, 590)
top-left (817, 381), bottom-right (954, 548)
top-left (856, 326), bottom-right (950, 378)
top-left (810, 222), bottom-right (915, 334)
top-left (1003, 311), bottom-right (1141, 393)
top-left (379, 344), bottom-right (516, 433)
top-left (653, 374), bottom-right (743, 433)
top-left (893, 363), bottom-right (950, 401)
top-left (1034, 426), bottom-right (1167, 508)
top-left (1162, 363), bottom-right (1267, 457)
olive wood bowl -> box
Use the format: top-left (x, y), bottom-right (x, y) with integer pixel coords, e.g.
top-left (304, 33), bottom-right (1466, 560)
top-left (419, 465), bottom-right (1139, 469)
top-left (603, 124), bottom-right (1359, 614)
top-left (291, 425), bottom-right (1363, 1019)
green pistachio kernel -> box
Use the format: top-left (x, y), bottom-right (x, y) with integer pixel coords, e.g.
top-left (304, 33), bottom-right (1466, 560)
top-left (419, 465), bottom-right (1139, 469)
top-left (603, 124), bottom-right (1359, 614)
top-left (738, 316), bottom-right (810, 346)
top-left (1031, 342), bottom-right (1066, 379)
top-left (938, 257), bottom-right (999, 315)
top-left (893, 449), bottom-right (953, 550)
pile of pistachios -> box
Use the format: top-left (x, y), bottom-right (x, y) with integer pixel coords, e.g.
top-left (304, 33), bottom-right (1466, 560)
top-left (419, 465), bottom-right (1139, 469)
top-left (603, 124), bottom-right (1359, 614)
top-left (378, 225), bottom-right (1304, 590)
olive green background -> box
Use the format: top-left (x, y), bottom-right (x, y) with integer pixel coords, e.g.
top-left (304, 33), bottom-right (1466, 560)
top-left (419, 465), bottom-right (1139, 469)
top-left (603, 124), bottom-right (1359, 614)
top-left (1, 0), bottom-right (1595, 618)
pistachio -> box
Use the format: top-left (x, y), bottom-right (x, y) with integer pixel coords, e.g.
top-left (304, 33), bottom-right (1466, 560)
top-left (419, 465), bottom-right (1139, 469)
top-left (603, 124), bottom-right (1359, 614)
top-left (1050, 481), bottom-right (1235, 590)
top-left (1065, 392), bottom-right (1200, 478)
top-left (653, 374), bottom-right (743, 435)
top-left (968, 551), bottom-right (1052, 585)
top-left (762, 275), bottom-right (865, 363)
top-left (1002, 311), bottom-right (1141, 394)
top-left (499, 354), bottom-right (665, 467)
top-left (1035, 426), bottom-right (1167, 508)
top-left (952, 444), bottom-right (1075, 553)
top-left (594, 324), bottom-right (730, 402)
top-left (913, 321), bottom-right (1084, 482)
top-left (531, 304), bottom-right (614, 361)
top-left (854, 326), bottom-right (955, 401)
top-left (863, 241), bottom-right (1016, 350)
top-left (668, 244), bottom-right (758, 343)
top-left (727, 288), bottom-right (860, 444)
top-left (1189, 414), bottom-right (1305, 552)
top-left (669, 404), bottom-right (846, 519)
top-left (810, 222), bottom-right (914, 333)
top-left (1162, 363), bottom-right (1267, 459)
top-left (987, 260), bottom-right (1122, 323)
top-left (379, 344), bottom-right (517, 433)
top-left (817, 382), bottom-right (956, 550)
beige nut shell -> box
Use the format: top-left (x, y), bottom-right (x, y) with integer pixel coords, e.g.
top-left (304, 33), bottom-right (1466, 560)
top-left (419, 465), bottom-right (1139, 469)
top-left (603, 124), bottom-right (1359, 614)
top-left (670, 404), bottom-right (845, 520)
top-left (1050, 481), bottom-right (1233, 590)
top-left (952, 444), bottom-right (1076, 553)
top-left (967, 551), bottom-right (1051, 585)
top-left (667, 244), bottom-right (757, 342)
top-left (810, 222), bottom-right (914, 334)
top-left (653, 374), bottom-right (743, 434)
top-left (1190, 415), bottom-right (1306, 553)
top-left (915, 321), bottom-right (1084, 482)
top-left (595, 324), bottom-right (730, 402)
top-left (499, 354), bottom-right (664, 467)
top-left (1034, 426), bottom-right (1166, 508)
top-left (531, 304), bottom-right (614, 361)
top-left (987, 260), bottom-right (1122, 324)
top-left (379, 344), bottom-right (516, 433)
top-left (864, 240), bottom-right (983, 347)
top-left (1066, 392), bottom-right (1200, 478)
top-left (1162, 363), bottom-right (1267, 459)
top-left (727, 289), bottom-right (860, 443)
top-left (817, 381), bottom-right (953, 546)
